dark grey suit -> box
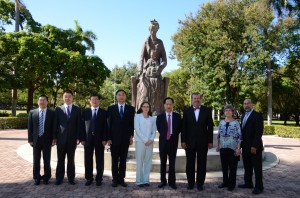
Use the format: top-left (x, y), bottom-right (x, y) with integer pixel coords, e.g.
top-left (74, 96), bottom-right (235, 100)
top-left (182, 105), bottom-right (214, 187)
top-left (28, 108), bottom-right (55, 181)
top-left (82, 107), bottom-right (108, 182)
top-left (53, 104), bottom-right (82, 182)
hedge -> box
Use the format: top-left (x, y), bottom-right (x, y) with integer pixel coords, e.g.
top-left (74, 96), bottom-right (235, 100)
top-left (264, 125), bottom-right (275, 135)
top-left (0, 117), bottom-right (28, 129)
top-left (275, 126), bottom-right (300, 138)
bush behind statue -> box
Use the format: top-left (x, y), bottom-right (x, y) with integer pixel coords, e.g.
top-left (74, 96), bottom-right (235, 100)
top-left (263, 125), bottom-right (300, 138)
top-left (0, 117), bottom-right (28, 129)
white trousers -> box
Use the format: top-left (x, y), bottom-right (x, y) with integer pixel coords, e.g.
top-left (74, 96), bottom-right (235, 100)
top-left (135, 141), bottom-right (153, 185)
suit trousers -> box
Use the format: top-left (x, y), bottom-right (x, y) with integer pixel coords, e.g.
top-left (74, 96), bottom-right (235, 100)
top-left (159, 140), bottom-right (177, 185)
top-left (220, 148), bottom-right (239, 188)
top-left (33, 136), bottom-right (51, 180)
top-left (55, 141), bottom-right (77, 182)
top-left (111, 144), bottom-right (129, 183)
top-left (135, 141), bottom-right (153, 185)
top-left (185, 146), bottom-right (208, 186)
top-left (242, 150), bottom-right (263, 190)
top-left (84, 136), bottom-right (105, 181)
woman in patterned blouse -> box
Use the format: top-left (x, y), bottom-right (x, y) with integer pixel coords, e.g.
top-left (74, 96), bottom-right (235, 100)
top-left (216, 104), bottom-right (242, 191)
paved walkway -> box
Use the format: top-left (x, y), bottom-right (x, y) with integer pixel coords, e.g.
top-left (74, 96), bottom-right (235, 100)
top-left (0, 129), bottom-right (299, 197)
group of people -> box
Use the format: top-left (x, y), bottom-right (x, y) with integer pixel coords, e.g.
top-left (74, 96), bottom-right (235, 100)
top-left (27, 90), bottom-right (264, 195)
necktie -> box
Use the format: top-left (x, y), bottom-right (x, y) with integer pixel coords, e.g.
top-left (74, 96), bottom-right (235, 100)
top-left (91, 109), bottom-right (96, 132)
top-left (120, 105), bottom-right (124, 119)
top-left (67, 106), bottom-right (71, 119)
top-left (242, 111), bottom-right (249, 128)
top-left (39, 110), bottom-right (44, 137)
top-left (167, 113), bottom-right (171, 140)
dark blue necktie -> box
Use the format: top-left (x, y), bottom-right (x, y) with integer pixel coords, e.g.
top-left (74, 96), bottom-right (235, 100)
top-left (120, 105), bottom-right (124, 119)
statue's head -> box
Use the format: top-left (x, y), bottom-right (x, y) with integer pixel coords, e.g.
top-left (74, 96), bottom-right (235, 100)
top-left (149, 19), bottom-right (159, 35)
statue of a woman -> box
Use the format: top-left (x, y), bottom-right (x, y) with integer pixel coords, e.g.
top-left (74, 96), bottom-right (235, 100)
top-left (136, 20), bottom-right (167, 115)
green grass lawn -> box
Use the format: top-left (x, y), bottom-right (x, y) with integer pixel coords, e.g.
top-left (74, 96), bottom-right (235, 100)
top-left (264, 120), bottom-right (297, 126)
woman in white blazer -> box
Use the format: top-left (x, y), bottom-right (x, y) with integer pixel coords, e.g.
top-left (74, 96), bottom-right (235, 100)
top-left (134, 101), bottom-right (156, 187)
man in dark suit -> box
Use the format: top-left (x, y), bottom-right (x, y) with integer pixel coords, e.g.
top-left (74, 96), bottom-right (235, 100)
top-left (107, 89), bottom-right (135, 187)
top-left (82, 93), bottom-right (108, 186)
top-left (238, 99), bottom-right (264, 195)
top-left (53, 90), bottom-right (83, 185)
top-left (28, 94), bottom-right (55, 185)
top-left (181, 92), bottom-right (214, 191)
top-left (156, 97), bottom-right (182, 190)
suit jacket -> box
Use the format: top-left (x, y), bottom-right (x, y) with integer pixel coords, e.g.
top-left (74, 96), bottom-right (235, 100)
top-left (181, 105), bottom-right (214, 149)
top-left (156, 111), bottom-right (182, 151)
top-left (241, 110), bottom-right (264, 152)
top-left (82, 107), bottom-right (108, 147)
top-left (53, 104), bottom-right (82, 146)
top-left (28, 108), bottom-right (55, 147)
top-left (107, 104), bottom-right (135, 146)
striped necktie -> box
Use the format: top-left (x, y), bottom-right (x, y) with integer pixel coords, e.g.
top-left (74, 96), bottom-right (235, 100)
top-left (39, 110), bottom-right (44, 137)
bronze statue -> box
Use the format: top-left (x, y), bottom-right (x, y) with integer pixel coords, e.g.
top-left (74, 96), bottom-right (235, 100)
top-left (131, 20), bottom-right (169, 115)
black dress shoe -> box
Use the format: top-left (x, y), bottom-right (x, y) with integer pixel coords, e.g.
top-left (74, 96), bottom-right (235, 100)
top-left (119, 182), bottom-right (128, 187)
top-left (238, 184), bottom-right (253, 189)
top-left (187, 185), bottom-right (194, 190)
top-left (252, 188), bottom-right (263, 194)
top-left (43, 180), bottom-right (49, 185)
top-left (158, 182), bottom-right (166, 188)
top-left (68, 180), bottom-right (76, 185)
top-left (85, 180), bottom-right (93, 186)
top-left (34, 179), bottom-right (40, 185)
top-left (227, 187), bottom-right (235, 191)
top-left (55, 180), bottom-right (62, 185)
top-left (197, 185), bottom-right (204, 191)
top-left (143, 183), bottom-right (150, 187)
top-left (137, 184), bottom-right (144, 187)
top-left (111, 181), bottom-right (118, 187)
top-left (169, 184), bottom-right (177, 190)
top-left (96, 180), bottom-right (102, 186)
top-left (218, 183), bottom-right (228, 188)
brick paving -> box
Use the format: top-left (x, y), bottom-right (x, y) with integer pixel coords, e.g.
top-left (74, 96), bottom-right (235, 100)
top-left (0, 129), bottom-right (299, 197)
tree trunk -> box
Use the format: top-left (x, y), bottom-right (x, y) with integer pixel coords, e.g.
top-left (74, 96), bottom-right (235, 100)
top-left (295, 114), bottom-right (299, 126)
top-left (267, 59), bottom-right (272, 125)
top-left (12, 0), bottom-right (20, 116)
top-left (27, 82), bottom-right (35, 113)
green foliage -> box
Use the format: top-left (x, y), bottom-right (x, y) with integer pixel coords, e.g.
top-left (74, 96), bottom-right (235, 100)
top-left (0, 117), bottom-right (27, 129)
top-left (264, 125), bottom-right (275, 135)
top-left (213, 120), bottom-right (220, 127)
top-left (275, 125), bottom-right (300, 138)
top-left (0, 111), bottom-right (9, 117)
top-left (17, 113), bottom-right (28, 117)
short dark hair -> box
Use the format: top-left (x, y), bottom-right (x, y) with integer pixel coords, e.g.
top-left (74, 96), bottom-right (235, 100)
top-left (137, 101), bottom-right (152, 116)
top-left (90, 93), bottom-right (101, 100)
top-left (63, 89), bottom-right (73, 96)
top-left (115, 89), bottom-right (126, 96)
top-left (191, 92), bottom-right (201, 99)
top-left (38, 94), bottom-right (48, 101)
top-left (164, 97), bottom-right (174, 104)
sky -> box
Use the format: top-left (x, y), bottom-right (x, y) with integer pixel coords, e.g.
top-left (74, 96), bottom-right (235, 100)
top-left (13, 0), bottom-right (210, 72)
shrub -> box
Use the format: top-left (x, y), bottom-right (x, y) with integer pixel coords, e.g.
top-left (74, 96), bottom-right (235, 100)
top-left (0, 117), bottom-right (28, 129)
top-left (275, 126), bottom-right (300, 138)
top-left (213, 120), bottom-right (220, 127)
top-left (17, 113), bottom-right (29, 118)
top-left (264, 125), bottom-right (275, 135)
top-left (0, 111), bottom-right (10, 117)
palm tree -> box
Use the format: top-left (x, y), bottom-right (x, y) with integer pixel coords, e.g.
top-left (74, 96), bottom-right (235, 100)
top-left (74, 20), bottom-right (97, 54)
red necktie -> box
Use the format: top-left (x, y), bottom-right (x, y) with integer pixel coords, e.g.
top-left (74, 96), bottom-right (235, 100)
top-left (167, 114), bottom-right (171, 140)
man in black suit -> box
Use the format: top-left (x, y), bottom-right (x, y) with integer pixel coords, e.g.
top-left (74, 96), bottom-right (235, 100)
top-left (181, 92), bottom-right (214, 191)
top-left (156, 97), bottom-right (182, 190)
top-left (28, 94), bottom-right (55, 185)
top-left (107, 89), bottom-right (135, 187)
top-left (53, 90), bottom-right (83, 185)
top-left (238, 99), bottom-right (264, 195)
top-left (82, 93), bottom-right (107, 186)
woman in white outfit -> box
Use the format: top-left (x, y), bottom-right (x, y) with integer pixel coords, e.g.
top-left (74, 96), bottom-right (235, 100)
top-left (134, 101), bottom-right (156, 187)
